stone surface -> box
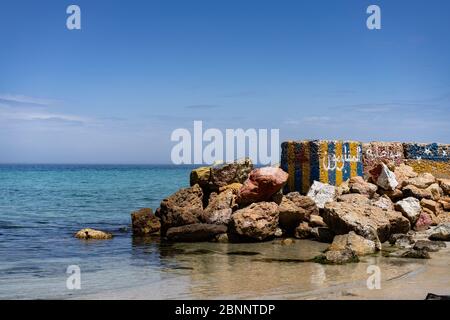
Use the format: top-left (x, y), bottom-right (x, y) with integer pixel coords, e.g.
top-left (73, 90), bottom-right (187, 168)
top-left (369, 163), bottom-right (398, 191)
top-left (389, 233), bottom-right (414, 248)
top-left (337, 193), bottom-right (372, 205)
top-left (329, 231), bottom-right (377, 256)
top-left (294, 222), bottom-right (312, 239)
top-left (323, 201), bottom-right (410, 243)
top-left (394, 163), bottom-right (418, 187)
top-left (131, 208), bottom-right (161, 236)
top-left (428, 223), bottom-right (450, 241)
top-left (348, 176), bottom-right (378, 198)
top-left (190, 158), bottom-right (253, 192)
top-left (414, 212), bottom-right (433, 231)
top-left (284, 192), bottom-right (319, 217)
top-left (237, 167), bottom-right (288, 206)
top-left (378, 188), bottom-right (404, 201)
top-left (202, 189), bottom-right (236, 225)
top-left (402, 185), bottom-right (433, 200)
top-left (166, 223), bottom-right (227, 242)
top-left (372, 195), bottom-right (395, 211)
top-left (314, 248), bottom-right (359, 265)
top-left (218, 183), bottom-right (243, 195)
top-left (156, 184), bottom-right (204, 234)
top-left (278, 196), bottom-right (307, 232)
top-left (413, 240), bottom-right (446, 252)
top-left (404, 173), bottom-right (436, 189)
top-left (400, 249), bottom-right (431, 259)
top-left (307, 181), bottom-right (336, 209)
top-left (281, 140), bottom-right (364, 194)
top-left (420, 199), bottom-right (443, 215)
top-left (426, 183), bottom-right (443, 201)
top-left (438, 179), bottom-right (450, 195)
top-left (75, 228), bottom-right (113, 240)
top-left (395, 197), bottom-right (422, 224)
top-left (405, 159), bottom-right (450, 180)
top-left (309, 214), bottom-right (326, 227)
top-left (230, 202), bottom-right (279, 241)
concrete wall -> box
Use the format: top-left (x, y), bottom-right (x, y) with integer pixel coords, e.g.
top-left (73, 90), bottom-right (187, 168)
top-left (281, 140), bottom-right (363, 194)
top-left (403, 143), bottom-right (450, 178)
top-left (362, 142), bottom-right (404, 176)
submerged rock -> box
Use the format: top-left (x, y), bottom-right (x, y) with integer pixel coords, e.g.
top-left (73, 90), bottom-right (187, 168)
top-left (307, 181), bottom-right (336, 209)
top-left (166, 223), bottom-right (227, 242)
top-left (328, 231), bottom-right (377, 256)
top-left (156, 184), bottom-right (204, 235)
top-left (131, 208), bottom-right (161, 236)
top-left (314, 248), bottom-right (359, 265)
top-left (389, 233), bottom-right (414, 248)
top-left (230, 202), bottom-right (279, 241)
top-left (413, 240), bottom-right (446, 252)
top-left (237, 167), bottom-right (288, 206)
top-left (75, 228), bottom-right (113, 240)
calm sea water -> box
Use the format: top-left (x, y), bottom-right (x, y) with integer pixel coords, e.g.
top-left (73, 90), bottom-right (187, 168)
top-left (0, 164), bottom-right (192, 299)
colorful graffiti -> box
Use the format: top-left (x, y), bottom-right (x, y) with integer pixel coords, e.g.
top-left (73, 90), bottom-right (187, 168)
top-left (281, 140), bottom-right (363, 194)
top-left (403, 143), bottom-right (450, 162)
top-left (362, 142), bottom-right (404, 175)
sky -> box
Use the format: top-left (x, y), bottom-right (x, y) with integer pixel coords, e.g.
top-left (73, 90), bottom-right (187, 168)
top-left (0, 0), bottom-right (449, 164)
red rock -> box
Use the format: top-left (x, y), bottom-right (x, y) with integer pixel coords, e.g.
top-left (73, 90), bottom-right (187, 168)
top-left (414, 212), bottom-right (433, 231)
top-left (237, 167), bottom-right (289, 206)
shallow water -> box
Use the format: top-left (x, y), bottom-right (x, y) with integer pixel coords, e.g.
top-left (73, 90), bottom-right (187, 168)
top-left (0, 164), bottom-right (448, 300)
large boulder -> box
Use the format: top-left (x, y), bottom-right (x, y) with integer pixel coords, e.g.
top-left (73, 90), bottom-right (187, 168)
top-left (75, 228), bottom-right (113, 240)
top-left (369, 163), bottom-right (398, 191)
top-left (190, 158), bottom-right (253, 192)
top-left (166, 223), bottom-right (227, 242)
top-left (156, 184), bottom-right (204, 234)
top-left (322, 201), bottom-right (410, 243)
top-left (328, 231), bottom-right (377, 256)
top-left (307, 181), bottom-right (336, 209)
top-left (131, 208), bottom-right (161, 236)
top-left (428, 223), bottom-right (450, 241)
top-left (395, 197), bottom-right (422, 224)
top-left (404, 173), bottom-right (436, 189)
top-left (438, 178), bottom-right (450, 195)
top-left (237, 167), bottom-right (288, 206)
top-left (202, 189), bottom-right (236, 225)
top-left (278, 192), bottom-right (319, 231)
top-left (337, 193), bottom-right (372, 205)
top-left (230, 202), bottom-right (279, 241)
top-left (348, 176), bottom-right (378, 198)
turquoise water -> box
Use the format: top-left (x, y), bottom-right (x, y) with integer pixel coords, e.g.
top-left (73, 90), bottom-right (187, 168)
top-left (0, 164), bottom-right (192, 299)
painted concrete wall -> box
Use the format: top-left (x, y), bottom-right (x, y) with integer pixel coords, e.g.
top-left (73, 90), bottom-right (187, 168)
top-left (281, 140), bottom-right (363, 194)
top-left (362, 142), bottom-right (404, 176)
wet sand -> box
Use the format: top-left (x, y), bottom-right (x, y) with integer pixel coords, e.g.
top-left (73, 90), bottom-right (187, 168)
top-left (78, 239), bottom-right (450, 300)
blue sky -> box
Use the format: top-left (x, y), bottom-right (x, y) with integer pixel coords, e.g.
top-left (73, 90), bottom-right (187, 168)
top-left (1, 0), bottom-right (449, 164)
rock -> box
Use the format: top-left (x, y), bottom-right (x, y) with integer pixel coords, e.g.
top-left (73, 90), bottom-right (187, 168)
top-left (156, 184), bottom-right (204, 235)
top-left (131, 208), bottom-right (161, 236)
top-left (294, 222), bottom-right (312, 239)
top-left (348, 176), bottom-right (378, 198)
top-left (278, 196), bottom-right (308, 232)
top-left (166, 223), bottom-right (227, 242)
top-left (337, 193), bottom-right (372, 205)
top-left (307, 181), bottom-right (336, 209)
top-left (309, 215), bottom-right (326, 227)
top-left (190, 158), bottom-right (253, 192)
top-left (414, 212), bottom-right (433, 231)
top-left (404, 173), bottom-right (436, 189)
top-left (378, 188), bottom-right (404, 201)
top-left (314, 248), bottom-right (359, 265)
top-left (270, 189), bottom-right (284, 205)
top-left (438, 178), bottom-right (450, 195)
top-left (336, 180), bottom-right (350, 196)
top-left (237, 167), bottom-right (288, 206)
top-left (284, 192), bottom-right (319, 218)
top-left (230, 202), bottom-right (279, 241)
top-left (75, 228), bottom-right (113, 240)
top-left (274, 228), bottom-right (283, 237)
top-left (413, 240), bottom-right (446, 252)
top-left (219, 183), bottom-right (243, 195)
top-left (428, 223), bottom-right (450, 241)
top-left (394, 164), bottom-right (418, 187)
top-left (369, 163), bottom-right (399, 191)
top-left (215, 233), bottom-right (229, 243)
top-left (402, 184), bottom-right (433, 200)
top-left (389, 233), bottom-right (414, 248)
top-left (426, 183), bottom-right (443, 201)
top-left (329, 231), bottom-right (377, 256)
top-left (281, 238), bottom-right (294, 245)
top-left (311, 227), bottom-right (335, 243)
top-left (323, 201), bottom-right (410, 243)
top-left (372, 195), bottom-right (395, 211)
top-left (202, 189), bottom-right (236, 225)
top-left (420, 199), bottom-right (443, 215)
top-left (438, 197), bottom-right (450, 211)
top-left (401, 249), bottom-right (430, 259)
top-left (395, 197), bottom-right (422, 224)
